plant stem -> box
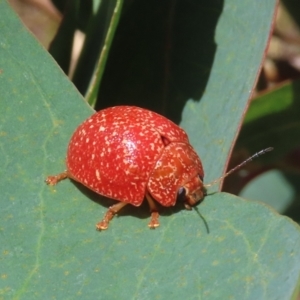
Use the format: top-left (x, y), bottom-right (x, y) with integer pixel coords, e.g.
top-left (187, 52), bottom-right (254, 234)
top-left (86, 0), bottom-right (124, 107)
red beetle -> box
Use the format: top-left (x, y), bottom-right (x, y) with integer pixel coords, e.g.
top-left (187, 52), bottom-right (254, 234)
top-left (46, 106), bottom-right (272, 230)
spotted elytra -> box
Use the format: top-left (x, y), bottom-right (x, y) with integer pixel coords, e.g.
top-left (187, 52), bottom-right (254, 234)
top-left (45, 106), bottom-right (273, 230)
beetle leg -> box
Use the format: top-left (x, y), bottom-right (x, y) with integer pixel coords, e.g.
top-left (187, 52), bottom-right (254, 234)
top-left (96, 202), bottom-right (128, 230)
top-left (145, 193), bottom-right (160, 229)
top-left (45, 170), bottom-right (69, 185)
top-left (184, 203), bottom-right (192, 210)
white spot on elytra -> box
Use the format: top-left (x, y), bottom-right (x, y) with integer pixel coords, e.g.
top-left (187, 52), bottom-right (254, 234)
top-left (96, 169), bottom-right (100, 180)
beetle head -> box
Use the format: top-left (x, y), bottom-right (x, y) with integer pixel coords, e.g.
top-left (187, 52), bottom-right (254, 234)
top-left (178, 175), bottom-right (205, 209)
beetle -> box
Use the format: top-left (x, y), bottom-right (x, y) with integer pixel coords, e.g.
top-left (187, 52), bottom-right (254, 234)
top-left (46, 106), bottom-right (272, 230)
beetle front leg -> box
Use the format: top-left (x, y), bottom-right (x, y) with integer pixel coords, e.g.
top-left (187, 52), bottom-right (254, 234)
top-left (96, 202), bottom-right (128, 230)
top-left (184, 203), bottom-right (192, 210)
top-left (145, 194), bottom-right (160, 229)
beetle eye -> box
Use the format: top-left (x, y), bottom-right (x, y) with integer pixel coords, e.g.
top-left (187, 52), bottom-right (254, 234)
top-left (177, 187), bottom-right (186, 202)
top-left (199, 175), bottom-right (204, 182)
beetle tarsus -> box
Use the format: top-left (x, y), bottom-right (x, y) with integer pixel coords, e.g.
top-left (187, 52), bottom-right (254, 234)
top-left (184, 203), bottom-right (192, 210)
top-left (96, 202), bottom-right (128, 230)
top-left (145, 193), bottom-right (160, 229)
top-left (45, 170), bottom-right (68, 185)
top-left (148, 211), bottom-right (160, 229)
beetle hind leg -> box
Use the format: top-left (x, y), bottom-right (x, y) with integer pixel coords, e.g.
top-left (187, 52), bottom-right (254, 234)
top-left (146, 194), bottom-right (160, 229)
top-left (96, 202), bottom-right (128, 230)
top-left (45, 170), bottom-right (69, 185)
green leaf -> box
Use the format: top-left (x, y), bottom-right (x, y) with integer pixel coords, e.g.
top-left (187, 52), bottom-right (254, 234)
top-left (240, 170), bottom-right (296, 213)
top-left (2, 1), bottom-right (300, 300)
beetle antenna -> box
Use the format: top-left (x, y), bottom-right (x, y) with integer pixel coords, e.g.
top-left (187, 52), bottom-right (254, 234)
top-left (204, 147), bottom-right (273, 188)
